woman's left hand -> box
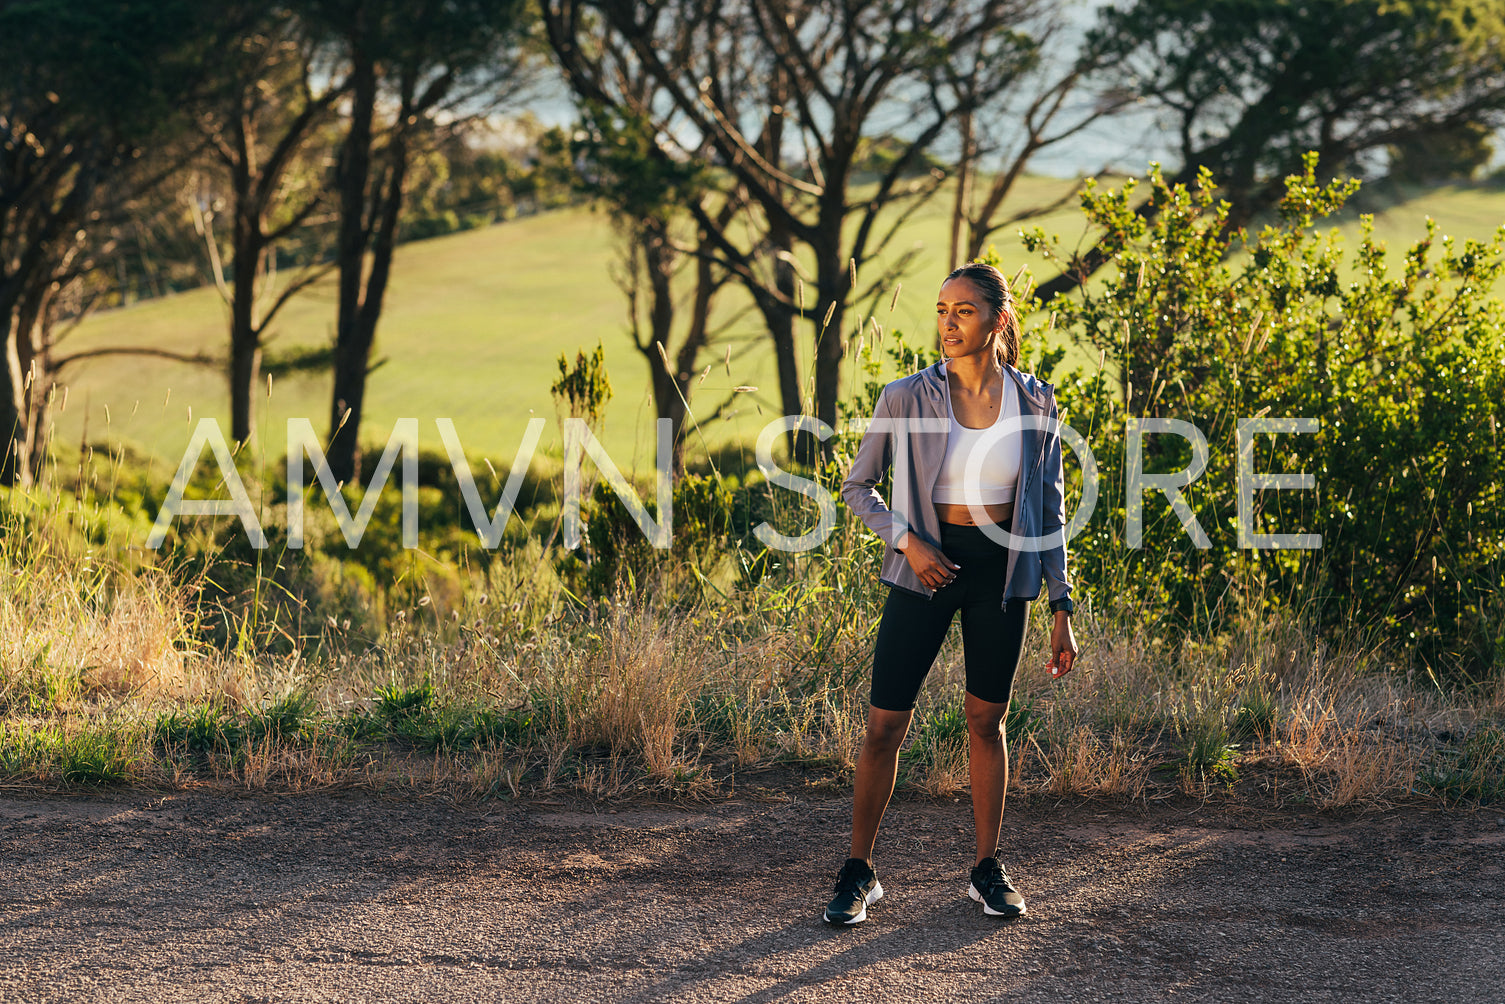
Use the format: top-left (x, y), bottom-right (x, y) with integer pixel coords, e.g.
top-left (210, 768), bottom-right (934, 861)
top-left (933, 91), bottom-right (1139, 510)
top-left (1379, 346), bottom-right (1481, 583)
top-left (1047, 612), bottom-right (1079, 679)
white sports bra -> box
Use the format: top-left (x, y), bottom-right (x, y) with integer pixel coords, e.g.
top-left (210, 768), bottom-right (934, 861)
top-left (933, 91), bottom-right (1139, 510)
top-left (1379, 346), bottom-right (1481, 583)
top-left (932, 374), bottom-right (1021, 505)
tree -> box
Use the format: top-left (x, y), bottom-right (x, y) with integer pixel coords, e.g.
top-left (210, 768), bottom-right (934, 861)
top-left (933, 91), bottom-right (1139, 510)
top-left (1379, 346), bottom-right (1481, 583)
top-left (568, 84), bottom-right (746, 473)
top-left (0, 0), bottom-right (223, 484)
top-left (189, 4), bottom-right (349, 446)
top-left (945, 10), bottom-right (1131, 270)
top-left (544, 2), bottom-right (804, 455)
top-left (28, 155), bottom-right (225, 476)
top-left (1033, 0), bottom-right (1505, 304)
top-left (546, 0), bottom-right (1037, 458)
top-left (305, 0), bottom-right (530, 486)
top-left (1387, 121), bottom-right (1496, 185)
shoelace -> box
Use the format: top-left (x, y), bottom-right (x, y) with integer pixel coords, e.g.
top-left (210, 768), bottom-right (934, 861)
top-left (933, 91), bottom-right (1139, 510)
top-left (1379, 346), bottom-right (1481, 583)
top-left (976, 865), bottom-right (1010, 892)
top-left (833, 865), bottom-right (870, 895)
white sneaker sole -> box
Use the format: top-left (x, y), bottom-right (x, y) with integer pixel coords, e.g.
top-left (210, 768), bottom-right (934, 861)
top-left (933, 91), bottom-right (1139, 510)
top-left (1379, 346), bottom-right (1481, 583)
top-left (824, 880), bottom-right (884, 924)
top-left (968, 882), bottom-right (1027, 917)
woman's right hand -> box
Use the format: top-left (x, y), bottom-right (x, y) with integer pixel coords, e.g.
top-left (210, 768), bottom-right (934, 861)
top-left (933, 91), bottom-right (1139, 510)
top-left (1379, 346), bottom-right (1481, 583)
top-left (898, 533), bottom-right (960, 591)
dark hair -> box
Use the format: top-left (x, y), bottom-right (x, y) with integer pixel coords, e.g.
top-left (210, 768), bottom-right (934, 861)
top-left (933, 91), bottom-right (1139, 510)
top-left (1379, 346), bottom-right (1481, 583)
top-left (945, 262), bottom-right (1020, 368)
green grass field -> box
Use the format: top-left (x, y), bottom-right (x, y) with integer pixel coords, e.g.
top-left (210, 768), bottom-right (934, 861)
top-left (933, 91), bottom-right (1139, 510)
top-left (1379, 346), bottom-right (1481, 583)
top-left (52, 175), bottom-right (1505, 477)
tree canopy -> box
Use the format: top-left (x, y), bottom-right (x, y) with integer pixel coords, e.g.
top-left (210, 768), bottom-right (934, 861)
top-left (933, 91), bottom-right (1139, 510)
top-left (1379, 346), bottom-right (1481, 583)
top-left (1033, 0), bottom-right (1505, 302)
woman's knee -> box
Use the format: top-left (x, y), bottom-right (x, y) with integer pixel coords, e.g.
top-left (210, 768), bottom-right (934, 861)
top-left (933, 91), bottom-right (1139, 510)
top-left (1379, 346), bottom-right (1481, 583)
top-left (864, 707), bottom-right (913, 750)
top-left (964, 697), bottom-right (1007, 741)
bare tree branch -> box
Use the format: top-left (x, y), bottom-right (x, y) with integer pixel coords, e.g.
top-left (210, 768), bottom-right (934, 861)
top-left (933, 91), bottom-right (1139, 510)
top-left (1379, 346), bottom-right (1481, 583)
top-left (51, 345), bottom-right (221, 372)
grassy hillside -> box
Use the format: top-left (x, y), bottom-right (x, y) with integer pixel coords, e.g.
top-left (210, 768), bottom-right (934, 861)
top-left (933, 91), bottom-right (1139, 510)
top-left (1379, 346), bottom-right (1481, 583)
top-left (51, 175), bottom-right (1505, 477)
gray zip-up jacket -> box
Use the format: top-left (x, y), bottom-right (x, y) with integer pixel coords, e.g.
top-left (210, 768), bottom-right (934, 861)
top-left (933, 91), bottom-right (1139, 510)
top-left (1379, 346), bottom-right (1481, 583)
top-left (841, 360), bottom-right (1075, 613)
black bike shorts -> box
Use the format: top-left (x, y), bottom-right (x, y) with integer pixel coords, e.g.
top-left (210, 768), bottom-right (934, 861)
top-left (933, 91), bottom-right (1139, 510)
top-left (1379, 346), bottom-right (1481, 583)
top-left (869, 522), bottom-right (1029, 712)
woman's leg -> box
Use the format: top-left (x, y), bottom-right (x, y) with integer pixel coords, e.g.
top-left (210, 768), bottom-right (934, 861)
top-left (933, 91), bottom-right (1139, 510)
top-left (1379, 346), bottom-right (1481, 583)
top-left (849, 705), bottom-right (914, 861)
top-left (964, 692), bottom-right (1011, 864)
top-left (851, 585), bottom-right (957, 862)
top-left (959, 596), bottom-right (1029, 863)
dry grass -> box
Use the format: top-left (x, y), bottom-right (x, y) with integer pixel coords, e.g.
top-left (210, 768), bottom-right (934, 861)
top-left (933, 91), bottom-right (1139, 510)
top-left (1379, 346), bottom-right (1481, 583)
top-left (1, 492), bottom-right (1499, 809)
top-left (0, 553), bottom-right (190, 709)
top-left (575, 601), bottom-right (702, 774)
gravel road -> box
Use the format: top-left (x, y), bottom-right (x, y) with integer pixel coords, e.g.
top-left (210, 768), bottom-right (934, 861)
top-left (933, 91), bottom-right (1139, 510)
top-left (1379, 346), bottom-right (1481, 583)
top-left (2, 789), bottom-right (1502, 1003)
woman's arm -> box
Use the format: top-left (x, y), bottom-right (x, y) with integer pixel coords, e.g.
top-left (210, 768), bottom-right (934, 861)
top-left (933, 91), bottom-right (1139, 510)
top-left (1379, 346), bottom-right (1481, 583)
top-left (840, 388), bottom-right (959, 589)
top-left (1040, 387), bottom-right (1080, 673)
top-left (1039, 389), bottom-right (1074, 615)
top-left (840, 388), bottom-right (905, 548)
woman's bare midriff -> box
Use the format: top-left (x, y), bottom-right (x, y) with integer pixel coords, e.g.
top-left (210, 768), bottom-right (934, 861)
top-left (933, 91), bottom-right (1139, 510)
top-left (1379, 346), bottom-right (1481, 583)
top-left (936, 502), bottom-right (1014, 526)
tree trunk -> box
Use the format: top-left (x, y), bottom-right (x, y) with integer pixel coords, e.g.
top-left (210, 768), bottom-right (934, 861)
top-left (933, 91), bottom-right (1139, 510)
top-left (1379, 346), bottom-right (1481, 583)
top-left (642, 222), bottom-right (688, 473)
top-left (353, 116), bottom-right (409, 360)
top-left (228, 235), bottom-right (260, 445)
top-left (756, 64), bottom-right (815, 464)
top-left (0, 310), bottom-right (25, 487)
top-left (228, 333), bottom-right (260, 446)
top-left (812, 244), bottom-right (846, 460)
top-left (0, 268), bottom-right (41, 486)
top-left (330, 61), bottom-right (413, 488)
top-left (765, 220), bottom-right (816, 464)
top-left (809, 139), bottom-right (860, 460)
top-left (0, 158), bottom-right (97, 485)
top-left (327, 340), bottom-right (371, 489)
top-left (225, 95), bottom-right (264, 447)
top-left (24, 368), bottom-right (53, 480)
top-left (326, 44), bottom-right (377, 487)
top-left (16, 274), bottom-right (52, 478)
top-left (648, 354), bottom-right (689, 474)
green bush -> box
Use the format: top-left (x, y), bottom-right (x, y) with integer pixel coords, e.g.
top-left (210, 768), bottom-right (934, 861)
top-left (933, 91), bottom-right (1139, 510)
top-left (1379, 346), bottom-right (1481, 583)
top-left (373, 680), bottom-right (434, 724)
top-left (1023, 155), bottom-right (1505, 678)
top-left (1180, 713), bottom-right (1240, 785)
top-left (473, 704), bottom-right (537, 747)
top-left (0, 723), bottom-right (138, 787)
top-left (578, 470), bottom-right (736, 598)
top-left (900, 703), bottom-right (969, 774)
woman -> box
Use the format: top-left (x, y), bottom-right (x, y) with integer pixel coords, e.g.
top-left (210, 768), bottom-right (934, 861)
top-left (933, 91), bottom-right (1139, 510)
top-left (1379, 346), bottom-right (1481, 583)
top-left (826, 262), bottom-right (1079, 924)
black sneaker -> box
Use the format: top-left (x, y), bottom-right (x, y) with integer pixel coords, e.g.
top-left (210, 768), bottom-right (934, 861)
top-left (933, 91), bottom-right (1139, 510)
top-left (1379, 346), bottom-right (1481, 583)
top-left (823, 857), bottom-right (884, 924)
top-left (968, 857), bottom-right (1026, 917)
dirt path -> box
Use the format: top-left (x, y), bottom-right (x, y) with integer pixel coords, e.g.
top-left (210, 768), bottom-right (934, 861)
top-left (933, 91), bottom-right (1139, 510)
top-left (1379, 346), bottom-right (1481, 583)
top-left (2, 789), bottom-right (1502, 1003)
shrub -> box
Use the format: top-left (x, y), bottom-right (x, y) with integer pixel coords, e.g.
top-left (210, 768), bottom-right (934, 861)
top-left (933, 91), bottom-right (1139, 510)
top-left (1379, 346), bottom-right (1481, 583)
top-left (1023, 154), bottom-right (1505, 679)
top-left (578, 470), bottom-right (735, 598)
top-left (246, 692), bottom-right (314, 742)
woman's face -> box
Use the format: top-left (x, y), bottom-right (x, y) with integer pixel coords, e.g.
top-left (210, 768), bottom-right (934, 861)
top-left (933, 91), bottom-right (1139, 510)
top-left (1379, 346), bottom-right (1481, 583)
top-left (936, 277), bottom-right (1000, 361)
